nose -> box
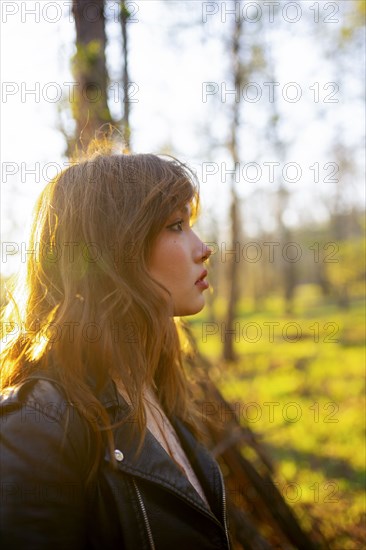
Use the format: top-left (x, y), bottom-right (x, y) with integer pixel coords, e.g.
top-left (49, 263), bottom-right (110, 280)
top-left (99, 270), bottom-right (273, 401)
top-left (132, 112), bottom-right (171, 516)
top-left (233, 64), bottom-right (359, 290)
top-left (201, 242), bottom-right (212, 262)
top-left (192, 229), bottom-right (212, 263)
top-left (196, 236), bottom-right (212, 263)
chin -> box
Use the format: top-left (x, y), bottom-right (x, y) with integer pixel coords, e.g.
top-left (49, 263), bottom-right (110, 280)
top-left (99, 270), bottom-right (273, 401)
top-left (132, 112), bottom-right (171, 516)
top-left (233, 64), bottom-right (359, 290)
top-left (174, 299), bottom-right (205, 317)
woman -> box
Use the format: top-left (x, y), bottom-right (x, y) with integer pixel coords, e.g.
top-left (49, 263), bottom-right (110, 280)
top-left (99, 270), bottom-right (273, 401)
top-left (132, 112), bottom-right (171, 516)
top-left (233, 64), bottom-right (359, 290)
top-left (0, 149), bottom-right (231, 549)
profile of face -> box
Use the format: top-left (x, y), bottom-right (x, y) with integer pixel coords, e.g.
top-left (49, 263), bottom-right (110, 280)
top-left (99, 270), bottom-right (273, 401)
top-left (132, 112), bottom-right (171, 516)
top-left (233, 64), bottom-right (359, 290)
top-left (148, 204), bottom-right (212, 317)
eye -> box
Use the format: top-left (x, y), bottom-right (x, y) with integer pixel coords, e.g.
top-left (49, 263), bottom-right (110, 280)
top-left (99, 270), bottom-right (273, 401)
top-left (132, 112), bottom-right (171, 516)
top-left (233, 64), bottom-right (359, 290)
top-left (167, 219), bottom-right (184, 232)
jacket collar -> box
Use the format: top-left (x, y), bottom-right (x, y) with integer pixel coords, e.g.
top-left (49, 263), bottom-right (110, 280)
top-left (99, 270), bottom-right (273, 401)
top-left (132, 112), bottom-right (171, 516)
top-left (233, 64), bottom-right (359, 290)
top-left (93, 377), bottom-right (223, 519)
top-left (16, 370), bottom-right (223, 522)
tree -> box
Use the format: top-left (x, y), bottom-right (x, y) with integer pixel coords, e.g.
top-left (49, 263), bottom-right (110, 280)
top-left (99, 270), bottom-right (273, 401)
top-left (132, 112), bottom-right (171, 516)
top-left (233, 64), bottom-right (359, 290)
top-left (70, 0), bottom-right (115, 154)
top-left (222, 1), bottom-right (269, 358)
top-left (222, 4), bottom-right (243, 362)
top-left (120, 1), bottom-right (131, 150)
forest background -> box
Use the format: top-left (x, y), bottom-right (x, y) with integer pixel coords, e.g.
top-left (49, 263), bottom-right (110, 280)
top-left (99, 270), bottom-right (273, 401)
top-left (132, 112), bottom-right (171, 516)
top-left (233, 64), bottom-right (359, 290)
top-left (1, 1), bottom-right (365, 548)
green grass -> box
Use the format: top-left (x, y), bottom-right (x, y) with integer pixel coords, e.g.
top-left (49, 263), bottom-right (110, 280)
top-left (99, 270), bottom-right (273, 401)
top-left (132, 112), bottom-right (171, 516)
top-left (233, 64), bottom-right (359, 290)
top-left (189, 289), bottom-right (366, 548)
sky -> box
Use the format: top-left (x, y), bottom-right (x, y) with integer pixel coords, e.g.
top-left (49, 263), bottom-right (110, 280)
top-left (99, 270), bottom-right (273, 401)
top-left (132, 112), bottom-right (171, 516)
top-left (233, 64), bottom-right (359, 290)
top-left (1, 0), bottom-right (365, 276)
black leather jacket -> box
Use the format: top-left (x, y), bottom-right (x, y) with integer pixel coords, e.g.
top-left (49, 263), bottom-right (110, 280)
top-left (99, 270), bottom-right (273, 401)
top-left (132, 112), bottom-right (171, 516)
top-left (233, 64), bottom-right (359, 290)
top-left (0, 374), bottom-right (230, 549)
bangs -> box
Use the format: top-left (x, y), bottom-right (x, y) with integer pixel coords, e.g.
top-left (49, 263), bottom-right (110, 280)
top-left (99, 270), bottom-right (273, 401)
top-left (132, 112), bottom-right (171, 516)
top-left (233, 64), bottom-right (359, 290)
top-left (149, 157), bottom-right (200, 232)
top-left (162, 177), bottom-right (199, 221)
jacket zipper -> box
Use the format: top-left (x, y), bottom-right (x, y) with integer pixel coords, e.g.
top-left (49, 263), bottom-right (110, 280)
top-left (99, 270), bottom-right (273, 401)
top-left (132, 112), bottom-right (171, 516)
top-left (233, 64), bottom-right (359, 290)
top-left (133, 475), bottom-right (230, 549)
top-left (218, 466), bottom-right (231, 548)
top-left (133, 478), bottom-right (156, 550)
top-left (145, 474), bottom-right (230, 548)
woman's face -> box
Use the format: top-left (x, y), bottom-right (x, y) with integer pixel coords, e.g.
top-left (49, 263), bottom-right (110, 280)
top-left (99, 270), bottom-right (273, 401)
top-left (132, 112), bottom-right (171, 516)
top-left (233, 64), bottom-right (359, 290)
top-left (148, 205), bottom-right (212, 316)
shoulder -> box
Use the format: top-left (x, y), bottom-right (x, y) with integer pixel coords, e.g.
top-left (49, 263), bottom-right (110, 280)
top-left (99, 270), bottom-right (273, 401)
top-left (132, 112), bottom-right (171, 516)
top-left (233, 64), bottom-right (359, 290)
top-left (0, 376), bottom-right (92, 547)
top-left (1, 375), bottom-right (79, 427)
top-left (1, 375), bottom-right (67, 413)
top-left (0, 375), bottom-right (92, 477)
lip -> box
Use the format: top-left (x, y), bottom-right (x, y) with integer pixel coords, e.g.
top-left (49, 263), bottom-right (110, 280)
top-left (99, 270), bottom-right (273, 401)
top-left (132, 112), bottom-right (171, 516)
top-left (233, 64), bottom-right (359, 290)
top-left (195, 270), bottom-right (209, 289)
top-left (195, 270), bottom-right (208, 284)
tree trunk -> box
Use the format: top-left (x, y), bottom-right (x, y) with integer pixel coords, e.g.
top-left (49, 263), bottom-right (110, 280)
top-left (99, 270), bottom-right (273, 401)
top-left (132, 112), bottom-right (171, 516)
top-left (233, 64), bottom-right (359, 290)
top-left (223, 6), bottom-right (242, 362)
top-left (281, 224), bottom-right (297, 315)
top-left (266, 69), bottom-right (297, 314)
top-left (223, 190), bottom-right (241, 361)
top-left (120, 1), bottom-right (131, 150)
top-left (71, 0), bottom-right (114, 153)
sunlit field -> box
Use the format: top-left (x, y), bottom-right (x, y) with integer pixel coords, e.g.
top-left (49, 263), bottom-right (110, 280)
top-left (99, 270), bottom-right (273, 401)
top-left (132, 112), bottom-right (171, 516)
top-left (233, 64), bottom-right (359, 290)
top-left (189, 286), bottom-right (365, 549)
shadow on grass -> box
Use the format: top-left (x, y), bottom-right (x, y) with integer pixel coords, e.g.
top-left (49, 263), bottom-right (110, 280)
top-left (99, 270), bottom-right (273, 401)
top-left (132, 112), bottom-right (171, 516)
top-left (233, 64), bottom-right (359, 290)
top-left (263, 443), bottom-right (366, 491)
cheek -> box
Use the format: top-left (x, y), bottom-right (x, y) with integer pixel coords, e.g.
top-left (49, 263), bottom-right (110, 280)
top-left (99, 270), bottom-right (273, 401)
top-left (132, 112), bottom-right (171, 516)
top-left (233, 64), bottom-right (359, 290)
top-left (158, 247), bottom-right (194, 296)
top-left (161, 244), bottom-right (188, 281)
top-left (149, 238), bottom-right (186, 283)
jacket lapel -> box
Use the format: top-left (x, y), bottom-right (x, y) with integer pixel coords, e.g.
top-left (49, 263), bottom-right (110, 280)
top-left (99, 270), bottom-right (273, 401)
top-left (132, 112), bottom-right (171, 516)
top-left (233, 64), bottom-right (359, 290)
top-left (24, 372), bottom-right (224, 523)
top-left (172, 417), bottom-right (224, 521)
top-left (99, 379), bottom-right (215, 517)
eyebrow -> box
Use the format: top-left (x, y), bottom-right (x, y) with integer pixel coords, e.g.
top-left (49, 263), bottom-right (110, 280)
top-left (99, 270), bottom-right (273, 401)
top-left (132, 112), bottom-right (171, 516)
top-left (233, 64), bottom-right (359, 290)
top-left (179, 204), bottom-right (191, 217)
top-left (166, 204), bottom-right (191, 223)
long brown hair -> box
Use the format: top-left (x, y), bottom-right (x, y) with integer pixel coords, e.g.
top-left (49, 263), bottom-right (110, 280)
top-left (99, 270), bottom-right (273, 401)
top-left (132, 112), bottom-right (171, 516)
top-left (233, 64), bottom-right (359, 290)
top-left (1, 145), bottom-right (201, 480)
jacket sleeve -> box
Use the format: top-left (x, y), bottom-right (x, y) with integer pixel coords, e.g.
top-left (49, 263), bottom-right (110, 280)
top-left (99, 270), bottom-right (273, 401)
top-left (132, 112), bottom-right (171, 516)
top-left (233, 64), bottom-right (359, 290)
top-left (0, 381), bottom-right (89, 550)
